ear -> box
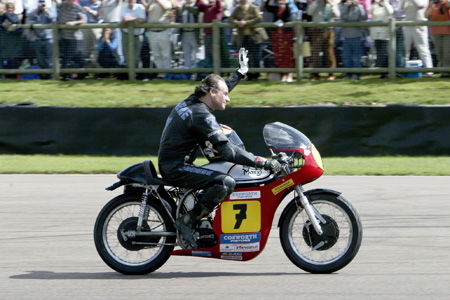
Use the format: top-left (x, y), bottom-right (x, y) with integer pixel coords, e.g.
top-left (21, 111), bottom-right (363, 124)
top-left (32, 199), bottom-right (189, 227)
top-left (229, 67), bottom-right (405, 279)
top-left (209, 88), bottom-right (217, 96)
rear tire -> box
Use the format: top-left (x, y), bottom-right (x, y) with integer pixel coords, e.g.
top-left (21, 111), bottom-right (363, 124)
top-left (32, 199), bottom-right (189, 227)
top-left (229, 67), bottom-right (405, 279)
top-left (94, 194), bottom-right (175, 274)
top-left (280, 193), bottom-right (362, 273)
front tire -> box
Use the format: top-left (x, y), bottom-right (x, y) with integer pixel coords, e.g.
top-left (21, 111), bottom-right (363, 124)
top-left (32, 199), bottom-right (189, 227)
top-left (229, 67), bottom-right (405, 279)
top-left (280, 193), bottom-right (362, 273)
top-left (94, 194), bottom-right (175, 275)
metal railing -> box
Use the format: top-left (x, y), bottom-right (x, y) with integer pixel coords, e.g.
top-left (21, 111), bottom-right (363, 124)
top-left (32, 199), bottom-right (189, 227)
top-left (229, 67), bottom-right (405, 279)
top-left (1, 19), bottom-right (449, 80)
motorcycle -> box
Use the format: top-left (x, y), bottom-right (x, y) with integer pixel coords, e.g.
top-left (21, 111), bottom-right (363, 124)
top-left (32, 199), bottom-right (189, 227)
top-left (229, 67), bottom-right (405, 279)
top-left (94, 122), bottom-right (362, 275)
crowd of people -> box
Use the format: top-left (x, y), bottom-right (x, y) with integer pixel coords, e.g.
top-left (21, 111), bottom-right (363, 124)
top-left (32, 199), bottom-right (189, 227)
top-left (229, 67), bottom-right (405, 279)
top-left (0, 0), bottom-right (449, 80)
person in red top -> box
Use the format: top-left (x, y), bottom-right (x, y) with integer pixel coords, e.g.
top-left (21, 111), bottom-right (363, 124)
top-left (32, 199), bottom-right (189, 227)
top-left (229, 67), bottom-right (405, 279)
top-left (426, 0), bottom-right (450, 77)
top-left (265, 0), bottom-right (295, 82)
top-left (196, 0), bottom-right (223, 63)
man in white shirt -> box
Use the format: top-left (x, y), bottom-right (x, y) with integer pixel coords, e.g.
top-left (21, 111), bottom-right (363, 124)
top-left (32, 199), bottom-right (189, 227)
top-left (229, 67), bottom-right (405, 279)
top-left (120, 0), bottom-right (146, 68)
top-left (145, 0), bottom-right (173, 72)
top-left (400, 0), bottom-right (433, 75)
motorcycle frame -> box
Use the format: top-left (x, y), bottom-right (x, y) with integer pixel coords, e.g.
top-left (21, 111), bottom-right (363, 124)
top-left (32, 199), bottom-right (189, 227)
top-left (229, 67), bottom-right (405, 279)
top-left (171, 147), bottom-right (324, 261)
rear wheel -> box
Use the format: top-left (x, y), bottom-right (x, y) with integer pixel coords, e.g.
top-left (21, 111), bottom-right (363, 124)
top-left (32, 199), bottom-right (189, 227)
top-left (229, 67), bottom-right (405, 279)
top-left (94, 194), bottom-right (175, 274)
top-left (280, 193), bottom-right (362, 273)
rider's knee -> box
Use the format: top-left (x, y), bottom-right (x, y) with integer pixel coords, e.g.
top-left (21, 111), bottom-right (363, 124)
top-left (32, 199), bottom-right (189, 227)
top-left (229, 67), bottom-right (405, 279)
top-left (222, 175), bottom-right (236, 196)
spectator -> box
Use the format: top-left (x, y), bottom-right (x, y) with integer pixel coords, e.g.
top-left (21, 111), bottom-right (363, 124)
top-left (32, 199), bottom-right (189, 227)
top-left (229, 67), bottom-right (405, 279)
top-left (400, 0), bottom-right (433, 76)
top-left (390, 0), bottom-right (406, 69)
top-left (339, 0), bottom-right (367, 80)
top-left (100, 0), bottom-right (124, 66)
top-left (390, 0), bottom-right (404, 19)
top-left (120, 0), bottom-right (145, 68)
top-left (359, 0), bottom-right (371, 14)
top-left (97, 27), bottom-right (120, 68)
top-left (177, 0), bottom-right (200, 69)
top-left (369, 0), bottom-right (393, 78)
top-left (80, 0), bottom-right (102, 67)
top-left (265, 0), bottom-right (296, 82)
top-left (56, 0), bottom-right (87, 80)
top-left (26, 0), bottom-right (55, 78)
top-left (222, 0), bottom-right (235, 45)
top-left (196, 0), bottom-right (222, 63)
top-left (295, 0), bottom-right (310, 20)
top-left (306, 0), bottom-right (340, 80)
top-left (1, 0), bottom-right (24, 15)
top-left (230, 0), bottom-right (268, 80)
top-left (100, 0), bottom-right (122, 22)
top-left (24, 0), bottom-right (57, 14)
top-left (144, 0), bottom-right (173, 72)
top-left (0, 2), bottom-right (24, 73)
top-left (426, 0), bottom-right (450, 78)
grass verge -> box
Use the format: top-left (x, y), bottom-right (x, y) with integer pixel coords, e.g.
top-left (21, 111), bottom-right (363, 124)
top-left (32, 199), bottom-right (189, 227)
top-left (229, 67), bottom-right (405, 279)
top-left (1, 77), bottom-right (450, 107)
top-left (1, 155), bottom-right (448, 175)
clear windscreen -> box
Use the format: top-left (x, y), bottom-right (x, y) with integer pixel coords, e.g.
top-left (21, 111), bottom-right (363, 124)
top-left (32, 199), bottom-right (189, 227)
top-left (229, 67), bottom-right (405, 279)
top-left (263, 122), bottom-right (312, 149)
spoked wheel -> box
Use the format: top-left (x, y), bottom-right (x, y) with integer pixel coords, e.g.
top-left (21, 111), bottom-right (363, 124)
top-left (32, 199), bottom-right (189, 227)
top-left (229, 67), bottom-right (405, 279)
top-left (94, 194), bottom-right (175, 275)
top-left (280, 193), bottom-right (362, 273)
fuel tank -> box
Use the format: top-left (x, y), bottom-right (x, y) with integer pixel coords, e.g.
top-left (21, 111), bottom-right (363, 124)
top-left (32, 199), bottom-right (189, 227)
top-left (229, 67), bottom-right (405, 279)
top-left (201, 161), bottom-right (274, 185)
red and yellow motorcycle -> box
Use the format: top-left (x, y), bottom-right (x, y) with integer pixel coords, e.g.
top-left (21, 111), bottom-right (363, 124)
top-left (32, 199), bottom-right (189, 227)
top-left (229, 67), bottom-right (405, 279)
top-left (94, 122), bottom-right (362, 274)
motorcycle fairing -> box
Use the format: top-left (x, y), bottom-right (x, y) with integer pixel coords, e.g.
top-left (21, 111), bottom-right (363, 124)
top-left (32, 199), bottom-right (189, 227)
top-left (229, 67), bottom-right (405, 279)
top-left (171, 146), bottom-right (323, 260)
top-left (171, 122), bottom-right (324, 259)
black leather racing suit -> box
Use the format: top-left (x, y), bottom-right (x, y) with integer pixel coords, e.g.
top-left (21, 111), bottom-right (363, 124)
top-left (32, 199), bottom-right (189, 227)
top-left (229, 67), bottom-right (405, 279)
top-left (158, 71), bottom-right (261, 214)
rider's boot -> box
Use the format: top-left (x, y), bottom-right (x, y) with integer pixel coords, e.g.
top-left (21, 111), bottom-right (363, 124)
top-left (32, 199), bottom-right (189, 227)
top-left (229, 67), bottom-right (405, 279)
top-left (175, 211), bottom-right (198, 248)
top-left (176, 202), bottom-right (211, 248)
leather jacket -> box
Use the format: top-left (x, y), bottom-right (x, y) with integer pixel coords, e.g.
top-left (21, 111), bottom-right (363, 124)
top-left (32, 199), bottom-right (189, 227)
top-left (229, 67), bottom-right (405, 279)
top-left (158, 71), bottom-right (260, 179)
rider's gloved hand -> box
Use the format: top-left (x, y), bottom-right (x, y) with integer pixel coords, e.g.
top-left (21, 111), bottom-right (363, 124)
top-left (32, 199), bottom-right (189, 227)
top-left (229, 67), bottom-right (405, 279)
top-left (255, 157), bottom-right (282, 173)
top-left (237, 47), bottom-right (249, 76)
top-left (264, 159), bottom-right (282, 173)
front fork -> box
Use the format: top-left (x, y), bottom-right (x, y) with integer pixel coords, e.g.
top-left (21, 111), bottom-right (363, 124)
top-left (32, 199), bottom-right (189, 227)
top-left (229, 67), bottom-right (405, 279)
top-left (276, 154), bottom-right (326, 236)
top-left (294, 185), bottom-right (326, 235)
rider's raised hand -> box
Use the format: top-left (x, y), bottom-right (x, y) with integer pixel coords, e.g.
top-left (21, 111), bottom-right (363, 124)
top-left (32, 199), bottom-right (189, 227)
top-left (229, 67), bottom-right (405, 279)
top-left (237, 47), bottom-right (249, 76)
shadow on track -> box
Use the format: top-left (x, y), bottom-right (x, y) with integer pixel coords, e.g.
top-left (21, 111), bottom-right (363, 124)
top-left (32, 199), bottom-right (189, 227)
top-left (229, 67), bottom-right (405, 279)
top-left (10, 270), bottom-right (310, 280)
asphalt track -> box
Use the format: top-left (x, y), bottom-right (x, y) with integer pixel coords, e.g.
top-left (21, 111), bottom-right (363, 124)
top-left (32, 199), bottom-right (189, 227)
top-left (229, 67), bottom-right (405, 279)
top-left (1, 175), bottom-right (449, 300)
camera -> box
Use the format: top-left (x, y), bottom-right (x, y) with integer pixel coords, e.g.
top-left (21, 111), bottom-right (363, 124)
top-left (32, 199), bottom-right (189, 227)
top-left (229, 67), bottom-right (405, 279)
top-left (432, 0), bottom-right (441, 3)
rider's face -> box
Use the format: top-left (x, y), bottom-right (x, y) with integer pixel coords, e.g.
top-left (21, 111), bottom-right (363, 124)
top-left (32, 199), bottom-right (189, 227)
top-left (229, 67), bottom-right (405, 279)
top-left (209, 81), bottom-right (230, 111)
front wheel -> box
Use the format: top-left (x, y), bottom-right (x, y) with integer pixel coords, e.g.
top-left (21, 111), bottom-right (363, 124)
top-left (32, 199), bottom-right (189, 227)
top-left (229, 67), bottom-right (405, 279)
top-left (94, 194), bottom-right (175, 275)
top-left (280, 193), bottom-right (362, 273)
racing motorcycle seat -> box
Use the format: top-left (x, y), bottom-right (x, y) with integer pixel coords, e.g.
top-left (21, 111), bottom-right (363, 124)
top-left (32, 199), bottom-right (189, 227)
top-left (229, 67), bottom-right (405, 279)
top-left (117, 160), bottom-right (168, 186)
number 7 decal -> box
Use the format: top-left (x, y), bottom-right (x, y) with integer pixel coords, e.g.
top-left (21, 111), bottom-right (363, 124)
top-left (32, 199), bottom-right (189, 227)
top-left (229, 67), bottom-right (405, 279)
top-left (221, 201), bottom-right (261, 233)
top-left (233, 204), bottom-right (247, 229)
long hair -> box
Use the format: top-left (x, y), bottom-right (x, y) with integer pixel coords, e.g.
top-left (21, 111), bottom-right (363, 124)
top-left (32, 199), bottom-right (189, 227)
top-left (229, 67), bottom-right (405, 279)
top-left (194, 74), bottom-right (225, 98)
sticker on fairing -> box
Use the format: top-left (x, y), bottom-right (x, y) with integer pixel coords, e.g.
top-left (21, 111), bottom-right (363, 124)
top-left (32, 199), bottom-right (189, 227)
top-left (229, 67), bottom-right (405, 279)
top-left (272, 179), bottom-right (294, 195)
top-left (220, 233), bottom-right (260, 244)
top-left (221, 201), bottom-right (261, 233)
top-left (242, 166), bottom-right (265, 178)
top-left (230, 191), bottom-right (261, 200)
top-left (191, 251), bottom-right (212, 257)
top-left (220, 252), bottom-right (243, 261)
top-left (220, 242), bottom-right (260, 252)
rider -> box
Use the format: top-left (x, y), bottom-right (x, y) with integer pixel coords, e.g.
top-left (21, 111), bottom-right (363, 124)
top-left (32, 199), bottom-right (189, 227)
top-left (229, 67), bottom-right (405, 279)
top-left (158, 48), bottom-right (282, 248)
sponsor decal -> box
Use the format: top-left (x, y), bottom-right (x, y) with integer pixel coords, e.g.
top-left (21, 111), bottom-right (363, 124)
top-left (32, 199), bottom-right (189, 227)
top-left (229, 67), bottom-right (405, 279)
top-left (191, 251), bottom-right (212, 257)
top-left (242, 166), bottom-right (264, 178)
top-left (221, 201), bottom-right (261, 233)
top-left (230, 191), bottom-right (261, 200)
top-left (220, 242), bottom-right (260, 253)
top-left (220, 233), bottom-right (261, 244)
top-left (272, 179), bottom-right (295, 195)
top-left (220, 252), bottom-right (243, 261)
